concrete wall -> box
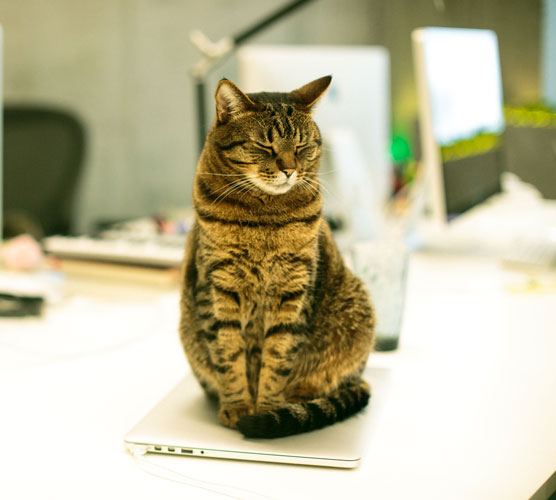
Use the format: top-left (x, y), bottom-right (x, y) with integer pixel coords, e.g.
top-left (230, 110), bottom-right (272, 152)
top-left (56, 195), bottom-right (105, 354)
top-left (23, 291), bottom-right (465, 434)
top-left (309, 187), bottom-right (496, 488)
top-left (0, 0), bottom-right (542, 232)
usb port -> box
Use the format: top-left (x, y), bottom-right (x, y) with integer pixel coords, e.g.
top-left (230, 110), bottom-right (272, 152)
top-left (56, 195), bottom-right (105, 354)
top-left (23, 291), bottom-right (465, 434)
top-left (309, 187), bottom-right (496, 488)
top-left (154, 446), bottom-right (162, 451)
top-left (168, 447), bottom-right (175, 452)
top-left (181, 448), bottom-right (193, 454)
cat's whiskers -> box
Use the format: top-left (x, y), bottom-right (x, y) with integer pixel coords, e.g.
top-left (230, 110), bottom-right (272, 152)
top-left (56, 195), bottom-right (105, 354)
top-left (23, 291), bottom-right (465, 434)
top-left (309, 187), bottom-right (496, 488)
top-left (211, 184), bottom-right (244, 206)
top-left (300, 176), bottom-right (322, 194)
top-left (211, 177), bottom-right (253, 206)
top-left (303, 176), bottom-right (340, 205)
top-left (298, 182), bottom-right (315, 198)
top-left (316, 167), bottom-right (338, 175)
top-left (206, 178), bottom-right (244, 196)
top-left (216, 175), bottom-right (252, 190)
top-left (200, 172), bottom-right (247, 177)
top-left (227, 177), bottom-right (255, 196)
top-left (235, 180), bottom-right (257, 199)
top-left (298, 178), bottom-right (319, 197)
top-left (197, 176), bottom-right (254, 207)
top-left (222, 178), bottom-right (254, 198)
top-left (305, 175), bottom-right (336, 200)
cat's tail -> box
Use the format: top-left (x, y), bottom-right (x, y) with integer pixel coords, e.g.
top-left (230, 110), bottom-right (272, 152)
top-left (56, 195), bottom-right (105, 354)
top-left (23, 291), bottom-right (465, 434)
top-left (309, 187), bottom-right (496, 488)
top-left (237, 379), bottom-right (370, 439)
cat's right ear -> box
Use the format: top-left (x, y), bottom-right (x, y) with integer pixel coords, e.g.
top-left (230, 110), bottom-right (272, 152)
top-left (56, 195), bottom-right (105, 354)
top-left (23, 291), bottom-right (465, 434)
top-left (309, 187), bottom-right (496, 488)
top-left (215, 79), bottom-right (257, 124)
top-left (289, 75), bottom-right (332, 111)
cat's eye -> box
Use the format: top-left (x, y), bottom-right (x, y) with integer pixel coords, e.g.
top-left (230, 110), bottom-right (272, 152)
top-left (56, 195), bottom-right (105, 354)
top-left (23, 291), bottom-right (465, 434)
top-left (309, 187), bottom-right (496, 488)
top-left (295, 144), bottom-right (309, 154)
top-left (254, 142), bottom-right (276, 156)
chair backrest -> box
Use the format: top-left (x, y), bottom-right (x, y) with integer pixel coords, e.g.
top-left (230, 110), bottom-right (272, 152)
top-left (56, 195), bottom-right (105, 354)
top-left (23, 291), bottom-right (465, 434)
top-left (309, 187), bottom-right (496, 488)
top-left (2, 106), bottom-right (85, 238)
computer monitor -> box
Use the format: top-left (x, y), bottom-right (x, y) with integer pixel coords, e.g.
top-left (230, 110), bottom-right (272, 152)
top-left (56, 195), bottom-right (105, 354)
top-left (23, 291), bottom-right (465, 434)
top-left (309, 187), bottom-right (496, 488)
top-left (238, 45), bottom-right (391, 240)
top-left (412, 27), bottom-right (505, 223)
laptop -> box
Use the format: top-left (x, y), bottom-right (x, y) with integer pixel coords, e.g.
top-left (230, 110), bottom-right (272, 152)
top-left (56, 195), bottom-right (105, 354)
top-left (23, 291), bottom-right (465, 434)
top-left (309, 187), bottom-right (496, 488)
top-left (124, 367), bottom-right (389, 469)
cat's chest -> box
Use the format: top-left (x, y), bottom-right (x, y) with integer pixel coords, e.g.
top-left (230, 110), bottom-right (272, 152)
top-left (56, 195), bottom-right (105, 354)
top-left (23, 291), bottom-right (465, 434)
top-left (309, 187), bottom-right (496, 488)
top-left (217, 253), bottom-right (308, 290)
top-left (208, 251), bottom-right (312, 293)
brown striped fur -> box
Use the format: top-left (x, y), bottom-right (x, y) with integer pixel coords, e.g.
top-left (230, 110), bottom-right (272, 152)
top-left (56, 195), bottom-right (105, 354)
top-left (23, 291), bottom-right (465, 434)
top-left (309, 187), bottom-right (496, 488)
top-left (179, 76), bottom-right (374, 438)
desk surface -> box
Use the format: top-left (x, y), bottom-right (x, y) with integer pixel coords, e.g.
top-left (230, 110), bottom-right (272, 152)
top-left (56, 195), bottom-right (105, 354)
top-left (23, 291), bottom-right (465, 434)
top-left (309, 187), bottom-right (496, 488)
top-left (1, 253), bottom-right (555, 500)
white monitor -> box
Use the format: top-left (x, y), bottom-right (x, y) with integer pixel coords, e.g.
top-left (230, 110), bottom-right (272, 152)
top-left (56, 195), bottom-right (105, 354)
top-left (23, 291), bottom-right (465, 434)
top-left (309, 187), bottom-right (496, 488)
top-left (412, 27), bottom-right (505, 223)
top-left (238, 45), bottom-right (391, 240)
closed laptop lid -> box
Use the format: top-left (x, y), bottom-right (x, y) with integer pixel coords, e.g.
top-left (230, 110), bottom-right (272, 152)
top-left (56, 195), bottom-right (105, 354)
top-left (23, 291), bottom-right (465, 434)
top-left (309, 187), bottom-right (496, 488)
top-left (125, 367), bottom-right (389, 469)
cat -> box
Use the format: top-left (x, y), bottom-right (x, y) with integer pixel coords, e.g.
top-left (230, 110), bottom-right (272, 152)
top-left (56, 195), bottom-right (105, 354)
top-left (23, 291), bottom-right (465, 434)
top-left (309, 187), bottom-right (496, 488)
top-left (179, 75), bottom-right (375, 438)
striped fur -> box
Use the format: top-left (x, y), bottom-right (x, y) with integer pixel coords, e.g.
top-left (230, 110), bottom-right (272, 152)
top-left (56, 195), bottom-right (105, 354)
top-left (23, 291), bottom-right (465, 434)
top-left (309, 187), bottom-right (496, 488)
top-left (179, 76), bottom-right (375, 438)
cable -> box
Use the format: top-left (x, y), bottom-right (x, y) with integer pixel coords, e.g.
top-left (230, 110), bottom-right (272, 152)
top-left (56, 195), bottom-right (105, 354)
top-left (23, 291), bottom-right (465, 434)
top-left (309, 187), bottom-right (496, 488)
top-left (129, 447), bottom-right (279, 500)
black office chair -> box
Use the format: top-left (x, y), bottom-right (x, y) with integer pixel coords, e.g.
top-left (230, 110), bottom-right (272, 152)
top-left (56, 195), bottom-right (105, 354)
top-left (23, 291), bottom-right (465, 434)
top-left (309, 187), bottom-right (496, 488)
top-left (2, 105), bottom-right (86, 239)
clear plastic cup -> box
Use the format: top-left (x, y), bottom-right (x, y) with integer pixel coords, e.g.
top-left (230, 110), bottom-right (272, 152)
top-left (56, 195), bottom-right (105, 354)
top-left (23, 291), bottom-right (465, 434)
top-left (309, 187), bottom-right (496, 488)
top-left (349, 239), bottom-right (409, 351)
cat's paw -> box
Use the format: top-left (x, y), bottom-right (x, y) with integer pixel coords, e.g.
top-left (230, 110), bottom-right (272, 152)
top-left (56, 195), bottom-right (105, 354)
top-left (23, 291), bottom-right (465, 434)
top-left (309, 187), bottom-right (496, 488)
top-left (219, 403), bottom-right (253, 429)
top-left (255, 400), bottom-right (283, 413)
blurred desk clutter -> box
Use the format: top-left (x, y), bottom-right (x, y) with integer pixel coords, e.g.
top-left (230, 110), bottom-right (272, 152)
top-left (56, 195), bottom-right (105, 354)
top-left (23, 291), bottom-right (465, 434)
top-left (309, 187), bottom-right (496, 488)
top-left (411, 172), bottom-right (556, 268)
top-left (43, 210), bottom-right (193, 269)
top-left (0, 292), bottom-right (44, 317)
top-left (40, 211), bottom-right (193, 288)
top-left (0, 212), bottom-right (192, 318)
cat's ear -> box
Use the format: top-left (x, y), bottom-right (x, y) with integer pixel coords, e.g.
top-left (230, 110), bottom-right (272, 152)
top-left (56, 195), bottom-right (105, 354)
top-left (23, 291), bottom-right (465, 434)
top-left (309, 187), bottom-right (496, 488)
top-left (289, 75), bottom-right (332, 111)
top-left (215, 79), bottom-right (258, 124)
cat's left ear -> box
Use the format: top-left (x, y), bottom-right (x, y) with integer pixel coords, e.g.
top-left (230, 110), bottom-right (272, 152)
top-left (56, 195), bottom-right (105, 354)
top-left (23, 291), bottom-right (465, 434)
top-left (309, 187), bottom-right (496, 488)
top-left (289, 75), bottom-right (332, 111)
top-left (215, 79), bottom-right (258, 124)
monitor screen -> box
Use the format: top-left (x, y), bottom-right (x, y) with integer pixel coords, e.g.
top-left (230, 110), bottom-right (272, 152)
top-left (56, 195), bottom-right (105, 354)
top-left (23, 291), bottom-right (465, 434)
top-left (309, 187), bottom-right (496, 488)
top-left (423, 28), bottom-right (504, 146)
top-left (413, 27), bottom-right (505, 222)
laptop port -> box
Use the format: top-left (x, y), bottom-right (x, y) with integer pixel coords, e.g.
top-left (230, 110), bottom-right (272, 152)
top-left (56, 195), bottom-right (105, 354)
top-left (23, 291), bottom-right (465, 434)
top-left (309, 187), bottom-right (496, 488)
top-left (181, 448), bottom-right (193, 454)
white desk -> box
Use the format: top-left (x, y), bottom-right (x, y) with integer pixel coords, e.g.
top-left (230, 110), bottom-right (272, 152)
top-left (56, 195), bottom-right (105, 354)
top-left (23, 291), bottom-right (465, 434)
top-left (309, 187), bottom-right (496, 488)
top-left (1, 254), bottom-right (555, 500)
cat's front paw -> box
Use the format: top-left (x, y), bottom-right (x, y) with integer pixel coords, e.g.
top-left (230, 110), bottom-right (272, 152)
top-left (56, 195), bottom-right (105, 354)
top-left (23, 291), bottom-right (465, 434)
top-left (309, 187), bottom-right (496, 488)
top-left (256, 397), bottom-right (285, 413)
top-left (219, 403), bottom-right (253, 429)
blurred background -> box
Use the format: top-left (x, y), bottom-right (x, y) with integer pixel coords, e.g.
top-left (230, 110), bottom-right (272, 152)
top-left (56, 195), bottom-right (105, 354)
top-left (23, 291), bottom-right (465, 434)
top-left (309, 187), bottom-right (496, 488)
top-left (0, 0), bottom-right (552, 235)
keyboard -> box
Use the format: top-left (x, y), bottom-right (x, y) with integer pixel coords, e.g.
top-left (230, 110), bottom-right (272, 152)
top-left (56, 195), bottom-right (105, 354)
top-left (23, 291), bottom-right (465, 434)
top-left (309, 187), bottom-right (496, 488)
top-left (501, 237), bottom-right (556, 270)
top-left (43, 234), bottom-right (186, 268)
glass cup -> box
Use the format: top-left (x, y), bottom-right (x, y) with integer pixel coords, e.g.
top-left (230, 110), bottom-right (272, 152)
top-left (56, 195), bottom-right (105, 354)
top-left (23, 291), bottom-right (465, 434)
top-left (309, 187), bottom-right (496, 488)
top-left (349, 239), bottom-right (409, 351)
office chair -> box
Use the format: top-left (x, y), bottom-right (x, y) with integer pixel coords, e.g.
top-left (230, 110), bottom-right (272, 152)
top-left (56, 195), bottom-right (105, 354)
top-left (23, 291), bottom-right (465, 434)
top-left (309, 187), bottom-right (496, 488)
top-left (2, 105), bottom-right (86, 239)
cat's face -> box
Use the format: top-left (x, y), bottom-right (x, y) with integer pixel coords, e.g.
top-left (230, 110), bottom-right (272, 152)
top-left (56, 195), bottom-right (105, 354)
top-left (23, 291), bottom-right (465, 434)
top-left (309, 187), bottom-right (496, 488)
top-left (206, 77), bottom-right (331, 196)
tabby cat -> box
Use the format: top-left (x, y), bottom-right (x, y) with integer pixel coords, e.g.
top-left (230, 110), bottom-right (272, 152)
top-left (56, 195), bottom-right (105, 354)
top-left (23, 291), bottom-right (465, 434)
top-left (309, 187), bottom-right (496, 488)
top-left (179, 76), bottom-right (375, 438)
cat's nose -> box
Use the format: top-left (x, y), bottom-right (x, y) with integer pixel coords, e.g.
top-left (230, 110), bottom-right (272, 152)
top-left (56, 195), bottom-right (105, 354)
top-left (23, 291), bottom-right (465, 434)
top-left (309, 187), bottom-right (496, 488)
top-left (282, 169), bottom-right (295, 178)
top-left (277, 154), bottom-right (296, 177)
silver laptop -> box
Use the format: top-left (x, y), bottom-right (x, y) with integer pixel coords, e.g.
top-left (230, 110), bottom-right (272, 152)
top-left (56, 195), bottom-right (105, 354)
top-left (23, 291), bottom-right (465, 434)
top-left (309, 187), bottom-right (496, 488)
top-left (124, 367), bottom-right (389, 469)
